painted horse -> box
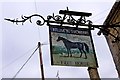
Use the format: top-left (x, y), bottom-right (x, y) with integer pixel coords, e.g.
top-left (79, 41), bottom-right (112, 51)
top-left (56, 36), bottom-right (89, 59)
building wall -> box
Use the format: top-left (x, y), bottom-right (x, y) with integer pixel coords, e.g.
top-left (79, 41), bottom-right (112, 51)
top-left (104, 1), bottom-right (120, 78)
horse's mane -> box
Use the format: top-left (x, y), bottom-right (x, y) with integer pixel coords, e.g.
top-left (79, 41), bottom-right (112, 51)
top-left (59, 37), bottom-right (71, 42)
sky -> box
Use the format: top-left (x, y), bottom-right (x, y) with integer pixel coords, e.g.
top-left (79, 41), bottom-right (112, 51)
top-left (1, 0), bottom-right (119, 79)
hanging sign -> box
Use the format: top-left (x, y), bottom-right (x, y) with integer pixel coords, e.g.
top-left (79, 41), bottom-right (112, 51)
top-left (49, 26), bottom-right (98, 67)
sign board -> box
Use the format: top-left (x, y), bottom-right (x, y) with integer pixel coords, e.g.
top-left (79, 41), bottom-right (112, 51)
top-left (49, 26), bottom-right (98, 67)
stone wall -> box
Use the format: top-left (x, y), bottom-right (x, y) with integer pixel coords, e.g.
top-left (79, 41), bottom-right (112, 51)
top-left (104, 1), bottom-right (120, 77)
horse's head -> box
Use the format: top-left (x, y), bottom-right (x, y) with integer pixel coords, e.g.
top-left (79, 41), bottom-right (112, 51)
top-left (56, 36), bottom-right (63, 42)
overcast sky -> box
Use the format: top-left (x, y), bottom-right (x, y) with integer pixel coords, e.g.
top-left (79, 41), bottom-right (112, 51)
top-left (1, 0), bottom-right (119, 79)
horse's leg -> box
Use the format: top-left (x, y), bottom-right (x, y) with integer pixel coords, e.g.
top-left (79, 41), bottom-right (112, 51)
top-left (69, 49), bottom-right (72, 57)
top-left (68, 49), bottom-right (72, 57)
top-left (67, 49), bottom-right (69, 57)
top-left (78, 48), bottom-right (82, 58)
top-left (82, 50), bottom-right (87, 59)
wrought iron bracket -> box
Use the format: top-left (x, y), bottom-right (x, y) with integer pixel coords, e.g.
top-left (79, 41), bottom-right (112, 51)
top-left (4, 7), bottom-right (93, 28)
top-left (97, 27), bottom-right (120, 43)
top-left (4, 8), bottom-right (120, 43)
top-left (5, 14), bottom-right (46, 26)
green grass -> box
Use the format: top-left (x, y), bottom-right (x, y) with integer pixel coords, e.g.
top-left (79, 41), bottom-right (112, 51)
top-left (52, 45), bottom-right (94, 54)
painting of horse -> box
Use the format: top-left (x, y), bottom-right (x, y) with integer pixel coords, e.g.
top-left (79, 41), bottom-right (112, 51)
top-left (56, 36), bottom-right (89, 59)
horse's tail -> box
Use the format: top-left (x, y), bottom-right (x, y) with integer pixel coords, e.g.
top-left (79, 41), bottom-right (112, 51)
top-left (83, 43), bottom-right (89, 53)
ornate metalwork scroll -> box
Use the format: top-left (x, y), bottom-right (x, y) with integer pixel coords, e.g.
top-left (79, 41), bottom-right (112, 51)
top-left (5, 8), bottom-right (92, 29)
top-left (5, 14), bottom-right (46, 26)
top-left (4, 8), bottom-right (120, 42)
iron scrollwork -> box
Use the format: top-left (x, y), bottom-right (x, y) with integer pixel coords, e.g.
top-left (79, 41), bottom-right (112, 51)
top-left (46, 9), bottom-right (92, 28)
top-left (5, 14), bottom-right (46, 26)
top-left (4, 8), bottom-right (120, 43)
top-left (4, 7), bottom-right (92, 29)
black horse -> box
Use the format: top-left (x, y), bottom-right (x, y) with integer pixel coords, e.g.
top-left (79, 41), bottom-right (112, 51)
top-left (56, 36), bottom-right (89, 59)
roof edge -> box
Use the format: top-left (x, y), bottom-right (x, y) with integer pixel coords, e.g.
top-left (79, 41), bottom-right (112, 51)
top-left (104, 1), bottom-right (120, 25)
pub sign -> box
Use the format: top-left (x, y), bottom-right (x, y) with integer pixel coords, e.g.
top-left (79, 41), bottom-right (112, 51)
top-left (49, 26), bottom-right (98, 68)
